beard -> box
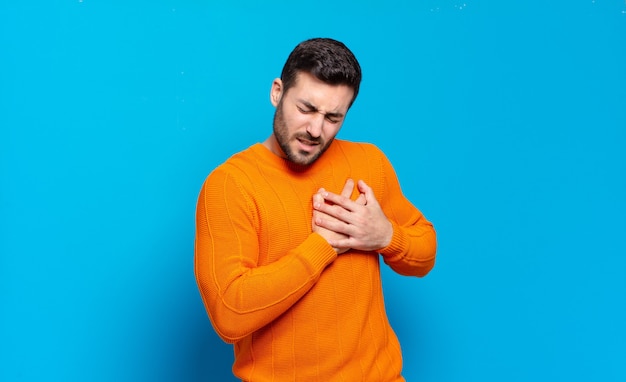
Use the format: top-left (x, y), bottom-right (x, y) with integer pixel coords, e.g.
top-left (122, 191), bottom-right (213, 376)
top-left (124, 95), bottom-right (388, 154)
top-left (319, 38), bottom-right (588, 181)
top-left (273, 100), bottom-right (334, 166)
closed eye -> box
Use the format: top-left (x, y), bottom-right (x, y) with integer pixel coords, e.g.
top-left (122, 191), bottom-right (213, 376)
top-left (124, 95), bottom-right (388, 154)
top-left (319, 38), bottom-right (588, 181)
top-left (325, 115), bottom-right (341, 124)
top-left (296, 101), bottom-right (344, 123)
top-left (297, 106), bottom-right (314, 114)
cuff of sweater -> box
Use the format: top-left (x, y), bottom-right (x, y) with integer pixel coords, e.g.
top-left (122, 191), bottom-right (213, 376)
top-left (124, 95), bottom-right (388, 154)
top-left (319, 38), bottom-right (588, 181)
top-left (299, 233), bottom-right (338, 273)
top-left (378, 221), bottom-right (407, 261)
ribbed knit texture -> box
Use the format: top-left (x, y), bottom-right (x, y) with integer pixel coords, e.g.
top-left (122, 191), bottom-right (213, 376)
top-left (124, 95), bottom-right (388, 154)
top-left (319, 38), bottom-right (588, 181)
top-left (195, 139), bottom-right (437, 381)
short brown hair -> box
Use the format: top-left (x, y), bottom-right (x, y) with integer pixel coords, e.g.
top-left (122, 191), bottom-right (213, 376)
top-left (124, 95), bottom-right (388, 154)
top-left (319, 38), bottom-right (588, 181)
top-left (280, 38), bottom-right (362, 107)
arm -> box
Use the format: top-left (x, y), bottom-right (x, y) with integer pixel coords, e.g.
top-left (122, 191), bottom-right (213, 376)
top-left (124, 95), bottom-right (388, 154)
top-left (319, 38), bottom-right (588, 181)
top-left (194, 169), bottom-right (337, 343)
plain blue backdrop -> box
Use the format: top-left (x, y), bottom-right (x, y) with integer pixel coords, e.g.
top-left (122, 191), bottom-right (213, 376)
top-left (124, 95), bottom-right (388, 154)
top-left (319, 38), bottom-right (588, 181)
top-left (1, 1), bottom-right (625, 381)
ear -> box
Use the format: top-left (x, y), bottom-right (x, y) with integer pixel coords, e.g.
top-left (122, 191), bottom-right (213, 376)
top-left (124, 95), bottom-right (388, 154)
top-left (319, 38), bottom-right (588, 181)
top-left (270, 78), bottom-right (283, 107)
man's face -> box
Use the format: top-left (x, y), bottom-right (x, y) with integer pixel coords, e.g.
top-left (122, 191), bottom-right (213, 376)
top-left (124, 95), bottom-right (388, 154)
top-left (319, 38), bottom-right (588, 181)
top-left (270, 72), bottom-right (354, 166)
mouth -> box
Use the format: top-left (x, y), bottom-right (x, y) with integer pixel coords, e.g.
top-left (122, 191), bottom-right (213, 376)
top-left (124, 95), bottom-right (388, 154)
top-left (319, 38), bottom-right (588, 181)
top-left (296, 137), bottom-right (321, 152)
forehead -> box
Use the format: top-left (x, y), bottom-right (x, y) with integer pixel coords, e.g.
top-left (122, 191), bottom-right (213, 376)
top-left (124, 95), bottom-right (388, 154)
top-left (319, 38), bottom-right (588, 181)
top-left (286, 72), bottom-right (354, 112)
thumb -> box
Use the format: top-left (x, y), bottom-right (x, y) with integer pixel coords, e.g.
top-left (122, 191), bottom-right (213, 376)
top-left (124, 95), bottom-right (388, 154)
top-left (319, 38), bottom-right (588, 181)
top-left (355, 192), bottom-right (366, 205)
top-left (357, 180), bottom-right (378, 206)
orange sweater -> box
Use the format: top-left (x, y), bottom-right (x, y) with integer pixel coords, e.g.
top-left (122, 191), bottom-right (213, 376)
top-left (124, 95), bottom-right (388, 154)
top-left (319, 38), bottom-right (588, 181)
top-left (195, 140), bottom-right (436, 381)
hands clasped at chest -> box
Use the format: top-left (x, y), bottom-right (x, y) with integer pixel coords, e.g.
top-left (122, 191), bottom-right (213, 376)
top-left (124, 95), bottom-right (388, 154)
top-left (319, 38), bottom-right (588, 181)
top-left (312, 178), bottom-right (393, 254)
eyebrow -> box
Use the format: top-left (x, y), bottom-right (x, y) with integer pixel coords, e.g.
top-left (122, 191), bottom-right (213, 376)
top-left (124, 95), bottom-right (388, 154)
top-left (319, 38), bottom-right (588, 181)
top-left (298, 100), bottom-right (345, 119)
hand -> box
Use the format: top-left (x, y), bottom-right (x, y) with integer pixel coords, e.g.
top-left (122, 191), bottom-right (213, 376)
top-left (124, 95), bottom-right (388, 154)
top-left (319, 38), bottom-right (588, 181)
top-left (313, 180), bottom-right (392, 252)
top-left (312, 179), bottom-right (365, 254)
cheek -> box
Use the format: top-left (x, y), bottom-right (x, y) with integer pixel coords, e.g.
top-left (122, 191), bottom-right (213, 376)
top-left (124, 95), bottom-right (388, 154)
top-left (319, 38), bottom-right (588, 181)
top-left (323, 123), bottom-right (342, 139)
top-left (284, 113), bottom-right (309, 131)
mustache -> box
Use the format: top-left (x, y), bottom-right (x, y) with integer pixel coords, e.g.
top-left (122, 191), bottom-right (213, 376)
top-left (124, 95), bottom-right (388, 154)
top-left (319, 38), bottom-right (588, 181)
top-left (293, 133), bottom-right (322, 145)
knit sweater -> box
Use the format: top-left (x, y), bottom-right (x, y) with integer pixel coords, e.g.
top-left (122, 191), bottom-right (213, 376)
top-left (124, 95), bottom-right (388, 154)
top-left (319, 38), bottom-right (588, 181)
top-left (195, 139), bottom-right (436, 381)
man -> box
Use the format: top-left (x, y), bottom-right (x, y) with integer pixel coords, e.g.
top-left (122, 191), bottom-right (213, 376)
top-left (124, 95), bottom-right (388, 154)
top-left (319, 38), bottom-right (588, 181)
top-left (195, 38), bottom-right (436, 381)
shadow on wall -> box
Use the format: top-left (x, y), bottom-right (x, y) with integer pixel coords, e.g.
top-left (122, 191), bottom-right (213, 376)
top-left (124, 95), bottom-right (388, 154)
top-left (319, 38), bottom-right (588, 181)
top-left (114, 253), bottom-right (238, 382)
top-left (155, 277), bottom-right (238, 381)
top-left (188, 321), bottom-right (238, 381)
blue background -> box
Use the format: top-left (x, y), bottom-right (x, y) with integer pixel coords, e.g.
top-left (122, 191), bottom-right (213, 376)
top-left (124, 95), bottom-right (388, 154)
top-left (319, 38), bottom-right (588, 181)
top-left (1, 1), bottom-right (625, 381)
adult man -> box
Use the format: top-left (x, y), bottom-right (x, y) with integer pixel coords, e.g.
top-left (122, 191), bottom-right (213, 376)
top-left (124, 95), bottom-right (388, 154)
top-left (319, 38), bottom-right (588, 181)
top-left (195, 38), bottom-right (436, 381)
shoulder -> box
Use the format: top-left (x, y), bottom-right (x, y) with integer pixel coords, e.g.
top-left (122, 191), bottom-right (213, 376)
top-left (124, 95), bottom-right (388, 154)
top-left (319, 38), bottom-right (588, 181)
top-left (204, 145), bottom-right (260, 187)
top-left (330, 140), bottom-right (398, 195)
top-left (332, 140), bottom-right (390, 166)
top-left (333, 139), bottom-right (386, 158)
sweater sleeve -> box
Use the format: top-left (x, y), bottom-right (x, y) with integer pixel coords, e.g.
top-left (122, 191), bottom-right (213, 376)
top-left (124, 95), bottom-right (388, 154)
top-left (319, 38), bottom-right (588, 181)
top-left (375, 150), bottom-right (437, 277)
top-left (194, 168), bottom-right (337, 343)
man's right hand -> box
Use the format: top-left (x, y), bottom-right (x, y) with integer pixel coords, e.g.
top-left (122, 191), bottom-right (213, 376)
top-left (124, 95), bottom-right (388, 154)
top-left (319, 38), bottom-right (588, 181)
top-left (312, 178), bottom-right (365, 254)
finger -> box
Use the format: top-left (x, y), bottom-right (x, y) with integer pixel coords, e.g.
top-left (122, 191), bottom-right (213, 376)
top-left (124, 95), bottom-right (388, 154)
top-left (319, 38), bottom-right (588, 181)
top-left (313, 207), bottom-right (344, 225)
top-left (340, 178), bottom-right (354, 198)
top-left (314, 192), bottom-right (341, 215)
top-left (315, 213), bottom-right (351, 235)
top-left (320, 190), bottom-right (357, 212)
top-left (328, 236), bottom-right (355, 250)
top-left (356, 180), bottom-right (371, 194)
top-left (314, 200), bottom-right (351, 226)
top-left (357, 180), bottom-right (379, 207)
top-left (312, 192), bottom-right (324, 209)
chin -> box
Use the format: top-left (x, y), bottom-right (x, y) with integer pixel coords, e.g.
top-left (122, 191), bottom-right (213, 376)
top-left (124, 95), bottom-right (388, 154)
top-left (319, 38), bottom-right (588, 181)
top-left (289, 154), bottom-right (316, 166)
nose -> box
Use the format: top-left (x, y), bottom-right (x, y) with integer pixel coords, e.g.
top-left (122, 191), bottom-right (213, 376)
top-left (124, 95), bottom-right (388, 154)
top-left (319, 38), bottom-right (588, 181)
top-left (306, 113), bottom-right (324, 138)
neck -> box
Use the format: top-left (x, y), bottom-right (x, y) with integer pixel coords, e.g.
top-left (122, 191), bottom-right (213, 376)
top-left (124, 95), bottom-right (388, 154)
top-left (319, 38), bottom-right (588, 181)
top-left (262, 134), bottom-right (286, 158)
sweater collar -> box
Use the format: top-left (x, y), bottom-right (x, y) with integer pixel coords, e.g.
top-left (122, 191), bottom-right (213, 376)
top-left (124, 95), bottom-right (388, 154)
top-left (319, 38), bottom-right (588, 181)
top-left (251, 140), bottom-right (341, 174)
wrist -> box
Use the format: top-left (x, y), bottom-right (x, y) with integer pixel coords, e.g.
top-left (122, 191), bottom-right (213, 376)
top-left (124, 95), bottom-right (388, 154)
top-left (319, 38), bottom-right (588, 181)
top-left (380, 220), bottom-right (393, 249)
